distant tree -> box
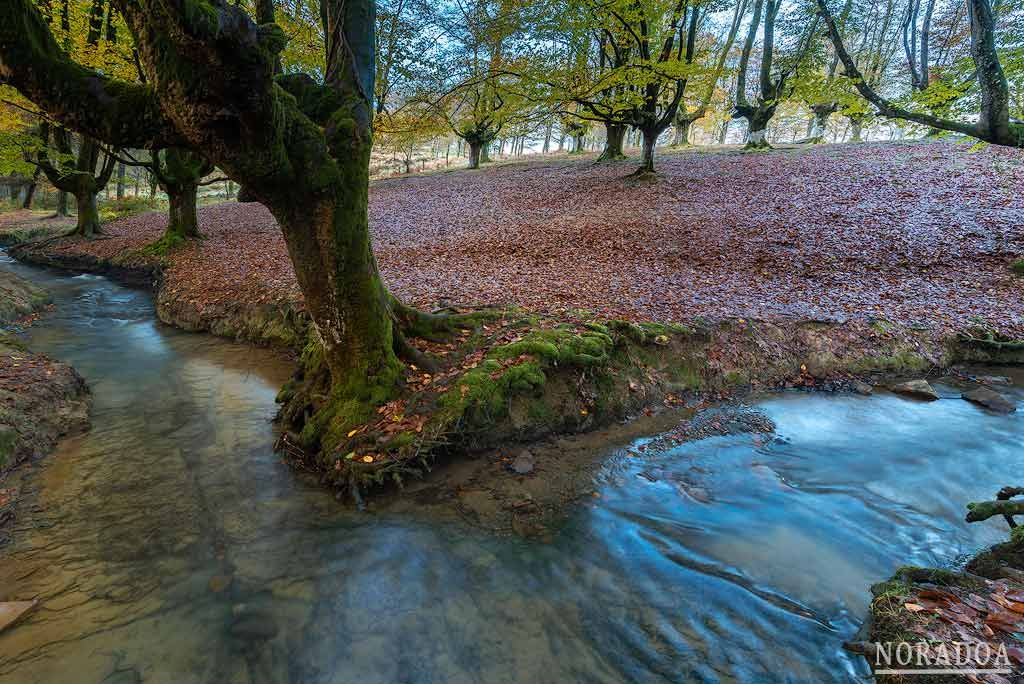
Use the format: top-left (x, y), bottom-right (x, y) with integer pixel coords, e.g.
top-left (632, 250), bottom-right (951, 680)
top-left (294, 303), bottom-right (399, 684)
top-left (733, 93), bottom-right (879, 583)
top-left (673, 0), bottom-right (750, 146)
top-left (815, 0), bottom-right (1024, 147)
top-left (35, 126), bottom-right (116, 236)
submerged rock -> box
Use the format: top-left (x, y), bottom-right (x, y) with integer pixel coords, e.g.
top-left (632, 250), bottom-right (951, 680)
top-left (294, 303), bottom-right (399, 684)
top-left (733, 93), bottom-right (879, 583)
top-left (230, 609), bottom-right (279, 642)
top-left (889, 379), bottom-right (939, 401)
top-left (962, 387), bottom-right (1017, 414)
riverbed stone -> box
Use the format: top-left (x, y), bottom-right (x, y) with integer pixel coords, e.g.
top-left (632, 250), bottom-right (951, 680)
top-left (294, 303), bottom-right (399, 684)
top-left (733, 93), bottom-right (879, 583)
top-left (976, 375), bottom-right (1012, 386)
top-left (851, 381), bottom-right (873, 396)
top-left (510, 450), bottom-right (535, 475)
top-left (890, 379), bottom-right (939, 401)
top-left (0, 600), bottom-right (37, 635)
top-left (962, 387), bottom-right (1017, 414)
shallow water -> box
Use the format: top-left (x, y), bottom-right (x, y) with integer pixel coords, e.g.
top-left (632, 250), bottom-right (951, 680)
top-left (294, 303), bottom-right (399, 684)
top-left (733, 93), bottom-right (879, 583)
top-left (1, 255), bottom-right (1022, 683)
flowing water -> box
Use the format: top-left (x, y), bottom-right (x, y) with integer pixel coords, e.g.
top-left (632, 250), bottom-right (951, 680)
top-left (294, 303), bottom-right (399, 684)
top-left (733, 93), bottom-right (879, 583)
top-left (1, 255), bottom-right (1022, 684)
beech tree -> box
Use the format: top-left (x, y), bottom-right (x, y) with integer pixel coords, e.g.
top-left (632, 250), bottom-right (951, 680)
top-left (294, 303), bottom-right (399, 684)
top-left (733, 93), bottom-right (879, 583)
top-left (672, 0), bottom-right (750, 146)
top-left (0, 0), bottom-right (468, 455)
top-left (149, 149), bottom-right (215, 241)
top-left (554, 0), bottom-right (706, 171)
top-left (35, 126), bottom-right (116, 236)
top-left (733, 0), bottom-right (819, 148)
top-left (815, 0), bottom-right (1024, 147)
top-left (429, 0), bottom-right (535, 169)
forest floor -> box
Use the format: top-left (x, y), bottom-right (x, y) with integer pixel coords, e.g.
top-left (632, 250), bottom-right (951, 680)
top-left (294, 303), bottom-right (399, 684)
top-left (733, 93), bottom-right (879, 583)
top-left (4, 141), bottom-right (1022, 337)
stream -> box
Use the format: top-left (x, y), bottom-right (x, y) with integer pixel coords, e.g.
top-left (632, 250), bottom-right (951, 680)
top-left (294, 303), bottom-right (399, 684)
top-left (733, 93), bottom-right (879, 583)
top-left (1, 254), bottom-right (1022, 683)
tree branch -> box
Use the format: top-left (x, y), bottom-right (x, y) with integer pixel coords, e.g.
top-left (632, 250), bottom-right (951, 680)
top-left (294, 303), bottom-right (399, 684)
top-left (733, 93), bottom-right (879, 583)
top-left (813, 0), bottom-right (983, 139)
top-left (0, 0), bottom-right (181, 148)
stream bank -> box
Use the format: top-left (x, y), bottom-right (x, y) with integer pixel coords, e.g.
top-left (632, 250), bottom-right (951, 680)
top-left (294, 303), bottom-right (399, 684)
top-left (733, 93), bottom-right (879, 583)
top-left (10, 232), bottom-right (1024, 504)
top-left (0, 263), bottom-right (89, 477)
top-left (0, 261), bottom-right (90, 549)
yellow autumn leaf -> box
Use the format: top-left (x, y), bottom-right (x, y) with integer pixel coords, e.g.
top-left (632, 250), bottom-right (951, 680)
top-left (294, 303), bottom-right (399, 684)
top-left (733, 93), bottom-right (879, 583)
top-left (347, 428), bottom-right (359, 437)
top-left (362, 455), bottom-right (374, 463)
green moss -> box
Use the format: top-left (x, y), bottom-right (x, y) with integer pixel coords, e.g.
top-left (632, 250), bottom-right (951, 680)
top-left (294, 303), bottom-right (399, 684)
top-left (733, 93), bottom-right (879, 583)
top-left (136, 231), bottom-right (187, 258)
top-left (1011, 259), bottom-right (1024, 276)
top-left (385, 431), bottom-right (417, 450)
top-left (439, 359), bottom-right (546, 425)
top-left (870, 319), bottom-right (894, 334)
top-left (492, 327), bottom-right (614, 367)
top-left (847, 349), bottom-right (929, 374)
top-left (608, 319), bottom-right (648, 343)
top-left (100, 197), bottom-right (158, 223)
top-left (723, 369), bottom-right (749, 386)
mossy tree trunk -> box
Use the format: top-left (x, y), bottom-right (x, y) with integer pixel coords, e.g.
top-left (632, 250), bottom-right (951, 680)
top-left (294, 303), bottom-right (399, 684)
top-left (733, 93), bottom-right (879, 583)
top-left (807, 103), bottom-right (837, 143)
top-left (1, 0), bottom-right (461, 457)
top-left (848, 115), bottom-right (865, 142)
top-left (21, 168), bottom-right (40, 209)
top-left (738, 106), bottom-right (776, 149)
top-left (34, 128), bottom-right (115, 236)
top-left (153, 148), bottom-right (212, 240)
top-left (73, 189), bottom-right (101, 237)
top-left (468, 141), bottom-right (484, 169)
top-left (597, 123), bottom-right (626, 161)
top-left (638, 129), bottom-right (659, 173)
top-left (166, 182), bottom-right (200, 238)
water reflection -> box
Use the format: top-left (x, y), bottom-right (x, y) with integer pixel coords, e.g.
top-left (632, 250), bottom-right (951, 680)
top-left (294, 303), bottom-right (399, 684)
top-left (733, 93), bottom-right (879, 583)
top-left (0, 255), bottom-right (1021, 683)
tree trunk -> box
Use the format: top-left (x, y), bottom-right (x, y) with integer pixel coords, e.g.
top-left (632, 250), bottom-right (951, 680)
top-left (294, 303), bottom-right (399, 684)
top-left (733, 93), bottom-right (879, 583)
top-left (480, 143), bottom-right (491, 164)
top-left (571, 133), bottom-right (585, 153)
top-left (806, 105), bottom-right (834, 143)
top-left (165, 182), bottom-right (200, 238)
top-left (73, 190), bottom-right (100, 237)
top-left (850, 119), bottom-right (863, 142)
top-left (116, 162), bottom-right (125, 199)
top-left (468, 141), bottom-right (483, 169)
top-left (673, 119), bottom-right (692, 146)
top-left (744, 110), bottom-right (773, 149)
top-left (21, 170), bottom-right (40, 209)
top-left (543, 121), bottom-right (552, 153)
top-left (56, 190), bottom-right (69, 216)
top-left (597, 124), bottom-right (627, 161)
top-left (638, 130), bottom-right (657, 173)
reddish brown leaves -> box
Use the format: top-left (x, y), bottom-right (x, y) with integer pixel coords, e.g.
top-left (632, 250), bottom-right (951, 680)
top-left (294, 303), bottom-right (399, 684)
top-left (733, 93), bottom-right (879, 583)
top-left (25, 142), bottom-right (1024, 337)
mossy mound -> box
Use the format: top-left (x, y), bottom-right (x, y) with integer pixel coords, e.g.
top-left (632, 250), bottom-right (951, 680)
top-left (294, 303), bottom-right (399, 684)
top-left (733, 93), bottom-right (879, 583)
top-left (275, 311), bottom-right (961, 497)
top-left (276, 313), bottom-right (712, 492)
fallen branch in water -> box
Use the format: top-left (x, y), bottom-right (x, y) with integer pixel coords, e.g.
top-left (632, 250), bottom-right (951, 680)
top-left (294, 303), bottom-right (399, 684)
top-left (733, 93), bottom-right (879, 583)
top-left (966, 487), bottom-right (1024, 527)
